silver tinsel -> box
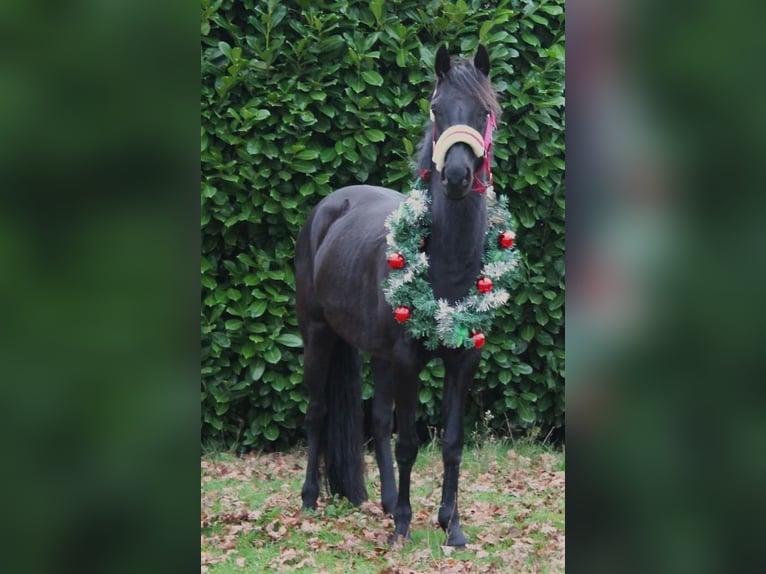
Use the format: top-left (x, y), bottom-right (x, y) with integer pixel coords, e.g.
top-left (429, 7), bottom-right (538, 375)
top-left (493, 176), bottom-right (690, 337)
top-left (483, 260), bottom-right (518, 279)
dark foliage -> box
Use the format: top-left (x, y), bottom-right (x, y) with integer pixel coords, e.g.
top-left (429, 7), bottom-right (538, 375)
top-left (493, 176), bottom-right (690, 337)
top-left (201, 0), bottom-right (564, 449)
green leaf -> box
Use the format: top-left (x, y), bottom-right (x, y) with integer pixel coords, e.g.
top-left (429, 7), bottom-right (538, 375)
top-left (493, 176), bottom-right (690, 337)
top-left (370, 0), bottom-right (384, 22)
top-left (212, 332), bottom-right (230, 348)
top-left (237, 253), bottom-right (257, 267)
top-left (299, 181), bottom-right (315, 196)
top-left (548, 295), bottom-right (564, 311)
top-left (536, 330), bottom-right (554, 346)
top-left (208, 416), bottom-right (222, 431)
top-left (519, 209), bottom-right (536, 228)
top-left (263, 346), bottom-right (282, 364)
top-left (243, 108), bottom-right (270, 122)
top-left (521, 33), bottom-right (540, 47)
top-left (319, 148), bottom-right (336, 162)
top-left (218, 41), bottom-right (232, 60)
top-left (520, 325), bottom-right (535, 342)
top-left (521, 391), bottom-right (538, 402)
top-left (242, 343), bottom-right (256, 360)
top-left (366, 129), bottom-right (385, 142)
top-left (479, 21), bottom-right (494, 41)
top-left (516, 400), bottom-right (536, 423)
top-left (541, 5), bottom-right (564, 16)
top-left (215, 399), bottom-right (230, 415)
top-left (275, 333), bottom-right (303, 348)
top-left (361, 70), bottom-right (384, 86)
top-left (516, 362), bottom-right (533, 375)
top-left (547, 43), bottom-right (564, 62)
top-left (251, 301), bottom-right (267, 317)
top-left (295, 149), bottom-right (319, 161)
top-left (202, 184), bottom-right (217, 199)
top-left (263, 425), bottom-right (280, 441)
top-left (250, 361), bottom-right (266, 381)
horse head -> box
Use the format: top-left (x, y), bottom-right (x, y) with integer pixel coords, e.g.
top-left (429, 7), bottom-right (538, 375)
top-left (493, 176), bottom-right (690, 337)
top-left (430, 44), bottom-right (498, 200)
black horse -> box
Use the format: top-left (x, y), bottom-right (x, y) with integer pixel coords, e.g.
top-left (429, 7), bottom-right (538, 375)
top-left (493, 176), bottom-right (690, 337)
top-left (295, 45), bottom-right (503, 546)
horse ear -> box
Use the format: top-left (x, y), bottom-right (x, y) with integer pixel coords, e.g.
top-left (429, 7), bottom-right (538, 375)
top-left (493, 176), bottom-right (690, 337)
top-left (474, 44), bottom-right (490, 77)
top-left (434, 45), bottom-right (451, 80)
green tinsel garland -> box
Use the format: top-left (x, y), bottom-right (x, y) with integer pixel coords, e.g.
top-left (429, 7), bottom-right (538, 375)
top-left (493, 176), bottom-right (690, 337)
top-left (382, 175), bottom-right (520, 350)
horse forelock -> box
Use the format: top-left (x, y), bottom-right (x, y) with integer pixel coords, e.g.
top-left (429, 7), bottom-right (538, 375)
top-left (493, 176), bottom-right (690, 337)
top-left (436, 59), bottom-right (501, 118)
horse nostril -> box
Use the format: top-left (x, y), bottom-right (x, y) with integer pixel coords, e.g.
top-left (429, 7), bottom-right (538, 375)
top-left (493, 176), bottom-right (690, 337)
top-left (443, 164), bottom-right (471, 187)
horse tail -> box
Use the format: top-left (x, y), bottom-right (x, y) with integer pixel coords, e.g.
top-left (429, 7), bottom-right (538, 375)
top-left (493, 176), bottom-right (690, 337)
top-left (323, 337), bottom-right (367, 505)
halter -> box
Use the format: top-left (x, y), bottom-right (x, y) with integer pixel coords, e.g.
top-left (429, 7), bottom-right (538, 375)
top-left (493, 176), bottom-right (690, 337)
top-left (430, 110), bottom-right (497, 193)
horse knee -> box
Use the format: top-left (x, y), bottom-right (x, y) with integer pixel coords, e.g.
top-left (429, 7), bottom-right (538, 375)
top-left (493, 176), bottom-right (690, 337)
top-left (442, 446), bottom-right (463, 468)
top-left (395, 438), bottom-right (419, 467)
top-left (372, 407), bottom-right (392, 438)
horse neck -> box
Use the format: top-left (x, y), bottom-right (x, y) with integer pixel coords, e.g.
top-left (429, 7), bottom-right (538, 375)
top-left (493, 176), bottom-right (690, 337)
top-left (426, 178), bottom-right (488, 303)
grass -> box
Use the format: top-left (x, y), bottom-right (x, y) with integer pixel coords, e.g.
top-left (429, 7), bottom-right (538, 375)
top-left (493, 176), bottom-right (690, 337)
top-left (201, 435), bottom-right (564, 573)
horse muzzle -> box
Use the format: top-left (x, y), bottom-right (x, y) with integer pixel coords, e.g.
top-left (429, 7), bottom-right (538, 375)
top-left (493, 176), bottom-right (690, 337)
top-left (433, 124), bottom-right (486, 199)
top-left (441, 148), bottom-right (473, 199)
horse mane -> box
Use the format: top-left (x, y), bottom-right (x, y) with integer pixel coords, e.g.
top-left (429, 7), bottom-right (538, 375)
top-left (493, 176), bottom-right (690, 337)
top-left (414, 58), bottom-right (501, 173)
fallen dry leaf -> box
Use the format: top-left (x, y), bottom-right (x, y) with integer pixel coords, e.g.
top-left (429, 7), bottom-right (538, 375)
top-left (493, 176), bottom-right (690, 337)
top-left (202, 447), bottom-right (564, 573)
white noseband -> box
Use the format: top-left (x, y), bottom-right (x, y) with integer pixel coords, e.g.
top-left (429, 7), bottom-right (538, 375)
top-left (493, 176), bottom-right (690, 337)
top-left (431, 124), bottom-right (485, 173)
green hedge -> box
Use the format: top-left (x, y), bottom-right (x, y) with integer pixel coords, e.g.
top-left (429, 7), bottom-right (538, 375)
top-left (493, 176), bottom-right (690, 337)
top-left (201, 0), bottom-right (564, 449)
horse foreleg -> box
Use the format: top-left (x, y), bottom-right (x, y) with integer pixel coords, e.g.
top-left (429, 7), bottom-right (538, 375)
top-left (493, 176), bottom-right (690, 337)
top-left (438, 352), bottom-right (480, 546)
top-left (371, 358), bottom-right (397, 515)
top-left (300, 322), bottom-right (337, 510)
top-left (391, 367), bottom-right (420, 543)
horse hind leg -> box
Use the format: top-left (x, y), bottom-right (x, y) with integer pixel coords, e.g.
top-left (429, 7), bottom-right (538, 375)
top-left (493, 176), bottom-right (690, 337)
top-left (300, 320), bottom-right (337, 510)
top-left (371, 358), bottom-right (397, 515)
top-left (390, 363), bottom-right (422, 543)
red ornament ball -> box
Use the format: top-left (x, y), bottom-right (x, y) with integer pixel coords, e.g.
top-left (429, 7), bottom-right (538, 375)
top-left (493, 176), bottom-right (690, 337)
top-left (471, 332), bottom-right (486, 349)
top-left (498, 231), bottom-right (515, 249)
top-left (387, 252), bottom-right (405, 269)
top-left (394, 306), bottom-right (411, 323)
top-left (477, 276), bottom-right (493, 293)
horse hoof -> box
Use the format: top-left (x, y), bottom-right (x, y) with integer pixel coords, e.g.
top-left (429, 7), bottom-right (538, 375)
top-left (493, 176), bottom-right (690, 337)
top-left (389, 532), bottom-right (411, 547)
top-left (446, 529), bottom-right (467, 547)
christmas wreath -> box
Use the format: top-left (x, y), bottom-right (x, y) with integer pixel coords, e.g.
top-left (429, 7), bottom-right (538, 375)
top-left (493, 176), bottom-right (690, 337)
top-left (382, 173), bottom-right (519, 350)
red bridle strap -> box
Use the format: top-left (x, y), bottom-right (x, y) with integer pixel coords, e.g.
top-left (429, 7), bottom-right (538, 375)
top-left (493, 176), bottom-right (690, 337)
top-left (472, 112), bottom-right (497, 193)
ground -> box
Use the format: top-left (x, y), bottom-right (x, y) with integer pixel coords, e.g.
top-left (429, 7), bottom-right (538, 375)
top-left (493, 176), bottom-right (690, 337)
top-left (201, 439), bottom-right (564, 573)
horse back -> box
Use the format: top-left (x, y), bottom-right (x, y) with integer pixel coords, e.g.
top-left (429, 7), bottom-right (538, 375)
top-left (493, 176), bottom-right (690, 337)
top-left (296, 185), bottom-right (405, 353)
